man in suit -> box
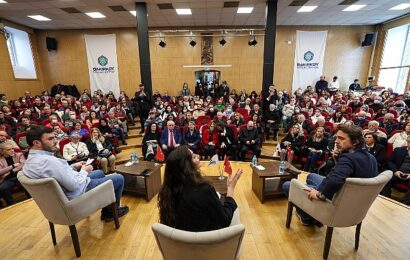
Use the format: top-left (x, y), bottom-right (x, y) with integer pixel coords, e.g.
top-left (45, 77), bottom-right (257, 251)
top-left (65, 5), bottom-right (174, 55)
top-left (134, 84), bottom-right (152, 133)
top-left (364, 133), bottom-right (385, 172)
top-left (384, 136), bottom-right (410, 205)
top-left (238, 121), bottom-right (260, 161)
top-left (349, 79), bottom-right (361, 91)
top-left (379, 113), bottom-right (399, 136)
top-left (160, 120), bottom-right (182, 157)
top-left (314, 76), bottom-right (328, 95)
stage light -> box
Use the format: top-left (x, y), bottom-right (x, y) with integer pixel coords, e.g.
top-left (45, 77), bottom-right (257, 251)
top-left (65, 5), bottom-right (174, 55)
top-left (219, 38), bottom-right (226, 46)
top-left (189, 39), bottom-right (196, 47)
top-left (159, 40), bottom-right (166, 48)
top-left (248, 37), bottom-right (257, 46)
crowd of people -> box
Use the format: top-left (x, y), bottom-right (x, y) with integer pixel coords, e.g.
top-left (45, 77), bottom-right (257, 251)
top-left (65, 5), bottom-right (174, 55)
top-left (1, 77), bottom-right (410, 207)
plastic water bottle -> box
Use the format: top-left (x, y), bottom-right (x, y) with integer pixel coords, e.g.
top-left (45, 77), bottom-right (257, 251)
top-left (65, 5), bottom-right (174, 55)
top-left (252, 155), bottom-right (258, 166)
top-left (279, 160), bottom-right (286, 175)
top-left (134, 152), bottom-right (139, 164)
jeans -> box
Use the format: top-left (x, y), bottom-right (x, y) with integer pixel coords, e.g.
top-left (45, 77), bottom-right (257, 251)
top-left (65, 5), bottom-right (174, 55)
top-left (85, 170), bottom-right (124, 210)
top-left (282, 173), bottom-right (325, 222)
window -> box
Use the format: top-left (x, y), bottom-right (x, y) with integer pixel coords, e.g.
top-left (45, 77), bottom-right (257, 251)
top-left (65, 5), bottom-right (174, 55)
top-left (378, 24), bottom-right (410, 93)
top-left (4, 26), bottom-right (37, 79)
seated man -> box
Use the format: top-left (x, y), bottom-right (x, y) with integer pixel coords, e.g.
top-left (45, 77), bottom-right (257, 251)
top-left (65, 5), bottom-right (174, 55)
top-left (160, 120), bottom-right (182, 156)
top-left (283, 125), bottom-right (378, 226)
top-left (22, 126), bottom-right (128, 221)
top-left (384, 136), bottom-right (410, 205)
top-left (0, 130), bottom-right (19, 150)
top-left (0, 143), bottom-right (26, 206)
top-left (238, 121), bottom-right (261, 161)
top-left (363, 120), bottom-right (387, 142)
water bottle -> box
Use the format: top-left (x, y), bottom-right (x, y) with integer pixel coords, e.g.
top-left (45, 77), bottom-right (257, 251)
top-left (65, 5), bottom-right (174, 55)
top-left (252, 155), bottom-right (258, 166)
top-left (279, 160), bottom-right (286, 175)
top-left (134, 152), bottom-right (139, 164)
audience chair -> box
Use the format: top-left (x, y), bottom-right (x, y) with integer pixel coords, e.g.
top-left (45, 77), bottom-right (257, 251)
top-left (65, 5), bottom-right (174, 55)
top-left (17, 172), bottom-right (120, 257)
top-left (285, 170), bottom-right (392, 259)
top-left (152, 223), bottom-right (245, 260)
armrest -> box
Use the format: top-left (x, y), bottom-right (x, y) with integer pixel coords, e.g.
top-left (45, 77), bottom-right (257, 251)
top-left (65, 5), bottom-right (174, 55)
top-left (65, 180), bottom-right (116, 224)
top-left (288, 179), bottom-right (335, 225)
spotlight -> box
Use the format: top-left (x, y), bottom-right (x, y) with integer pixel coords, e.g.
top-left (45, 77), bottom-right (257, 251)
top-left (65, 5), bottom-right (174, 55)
top-left (159, 40), bottom-right (166, 48)
top-left (189, 39), bottom-right (196, 47)
top-left (219, 38), bottom-right (226, 46)
top-left (248, 37), bottom-right (257, 46)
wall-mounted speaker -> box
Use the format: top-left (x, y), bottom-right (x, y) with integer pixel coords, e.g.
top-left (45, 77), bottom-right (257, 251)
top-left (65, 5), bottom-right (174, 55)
top-left (46, 37), bottom-right (57, 51)
top-left (362, 33), bottom-right (375, 47)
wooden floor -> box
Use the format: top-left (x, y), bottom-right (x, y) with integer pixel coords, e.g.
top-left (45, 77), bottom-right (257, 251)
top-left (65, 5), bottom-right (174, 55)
top-left (1, 162), bottom-right (410, 260)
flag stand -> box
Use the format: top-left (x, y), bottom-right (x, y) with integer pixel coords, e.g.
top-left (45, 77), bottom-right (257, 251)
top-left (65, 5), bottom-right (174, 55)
top-left (218, 163), bottom-right (225, 180)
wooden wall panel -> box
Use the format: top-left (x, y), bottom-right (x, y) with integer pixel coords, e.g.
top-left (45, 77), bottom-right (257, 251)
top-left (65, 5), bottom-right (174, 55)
top-left (0, 33), bottom-right (45, 99)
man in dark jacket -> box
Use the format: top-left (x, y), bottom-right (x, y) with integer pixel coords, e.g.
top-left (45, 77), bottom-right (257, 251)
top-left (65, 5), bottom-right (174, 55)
top-left (384, 136), bottom-right (410, 205)
top-left (264, 104), bottom-right (281, 140)
top-left (315, 76), bottom-right (328, 95)
top-left (283, 125), bottom-right (378, 226)
top-left (134, 84), bottom-right (152, 133)
top-left (238, 121), bottom-right (261, 161)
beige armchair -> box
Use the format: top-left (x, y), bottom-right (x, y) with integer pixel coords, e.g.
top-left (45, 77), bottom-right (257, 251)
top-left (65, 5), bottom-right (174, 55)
top-left (152, 223), bottom-right (245, 260)
top-left (285, 170), bottom-right (392, 259)
top-left (17, 171), bottom-right (120, 257)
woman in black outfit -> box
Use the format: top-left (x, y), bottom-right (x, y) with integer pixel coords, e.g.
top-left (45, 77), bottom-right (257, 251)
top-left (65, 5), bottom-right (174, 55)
top-left (158, 146), bottom-right (243, 232)
top-left (142, 122), bottom-right (161, 161)
top-left (280, 124), bottom-right (305, 162)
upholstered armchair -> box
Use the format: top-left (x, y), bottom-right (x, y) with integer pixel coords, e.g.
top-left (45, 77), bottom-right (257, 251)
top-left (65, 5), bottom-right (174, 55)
top-left (152, 223), bottom-right (245, 260)
top-left (285, 170), bottom-right (392, 259)
top-left (17, 171), bottom-right (120, 257)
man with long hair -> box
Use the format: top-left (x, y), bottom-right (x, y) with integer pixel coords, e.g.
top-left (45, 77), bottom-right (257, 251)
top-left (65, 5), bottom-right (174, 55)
top-left (283, 125), bottom-right (378, 226)
top-left (22, 125), bottom-right (128, 222)
top-left (158, 146), bottom-right (242, 231)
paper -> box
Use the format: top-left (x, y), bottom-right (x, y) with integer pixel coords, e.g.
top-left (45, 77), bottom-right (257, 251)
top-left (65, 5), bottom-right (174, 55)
top-left (124, 161), bottom-right (133, 167)
top-left (255, 165), bottom-right (265, 170)
top-left (86, 158), bottom-right (94, 165)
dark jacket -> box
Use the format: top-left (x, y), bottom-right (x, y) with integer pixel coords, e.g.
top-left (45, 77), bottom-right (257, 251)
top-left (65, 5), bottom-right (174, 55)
top-left (318, 149), bottom-right (378, 199)
top-left (175, 182), bottom-right (237, 232)
top-left (366, 143), bottom-right (385, 171)
top-left (183, 129), bottom-right (201, 146)
top-left (86, 139), bottom-right (113, 157)
top-left (315, 79), bottom-right (328, 94)
top-left (387, 146), bottom-right (408, 173)
top-left (238, 127), bottom-right (259, 145)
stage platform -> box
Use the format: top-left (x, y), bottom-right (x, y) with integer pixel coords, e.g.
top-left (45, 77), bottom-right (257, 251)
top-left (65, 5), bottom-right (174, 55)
top-left (1, 162), bottom-right (409, 259)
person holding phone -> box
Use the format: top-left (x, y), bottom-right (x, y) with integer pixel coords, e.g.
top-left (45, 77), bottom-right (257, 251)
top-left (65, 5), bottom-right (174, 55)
top-left (158, 146), bottom-right (243, 231)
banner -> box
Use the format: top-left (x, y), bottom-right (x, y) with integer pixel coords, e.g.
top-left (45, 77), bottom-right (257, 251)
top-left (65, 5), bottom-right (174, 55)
top-left (292, 30), bottom-right (328, 93)
top-left (84, 34), bottom-right (120, 98)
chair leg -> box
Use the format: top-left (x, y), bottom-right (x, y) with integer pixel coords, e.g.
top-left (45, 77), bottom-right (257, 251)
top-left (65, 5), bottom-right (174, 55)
top-left (323, 227), bottom-right (334, 260)
top-left (111, 202), bottom-right (120, 229)
top-left (355, 222), bottom-right (362, 250)
top-left (69, 225), bottom-right (81, 257)
top-left (285, 201), bottom-right (294, 229)
top-left (49, 222), bottom-right (57, 245)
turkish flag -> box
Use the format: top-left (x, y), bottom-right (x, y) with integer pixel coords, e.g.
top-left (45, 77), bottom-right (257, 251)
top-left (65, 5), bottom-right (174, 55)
top-left (155, 146), bottom-right (165, 162)
top-left (224, 155), bottom-right (232, 175)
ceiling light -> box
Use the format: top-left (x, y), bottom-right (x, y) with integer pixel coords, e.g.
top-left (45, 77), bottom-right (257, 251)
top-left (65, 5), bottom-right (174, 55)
top-left (343, 5), bottom-right (366, 12)
top-left (297, 6), bottom-right (318, 13)
top-left (189, 39), bottom-right (196, 47)
top-left (159, 40), bottom-right (166, 48)
top-left (28, 15), bottom-right (51, 21)
top-left (219, 38), bottom-right (227, 46)
top-left (0, 0), bottom-right (8, 4)
top-left (390, 3), bottom-right (410, 10)
top-left (176, 9), bottom-right (192, 15)
top-left (237, 7), bottom-right (254, 14)
top-left (130, 11), bottom-right (136, 16)
top-left (85, 12), bottom-right (106, 19)
top-left (248, 37), bottom-right (257, 46)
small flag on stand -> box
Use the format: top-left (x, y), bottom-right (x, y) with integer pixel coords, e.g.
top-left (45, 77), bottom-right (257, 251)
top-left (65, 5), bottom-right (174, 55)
top-left (155, 146), bottom-right (165, 162)
top-left (208, 154), bottom-right (219, 166)
top-left (224, 155), bottom-right (232, 175)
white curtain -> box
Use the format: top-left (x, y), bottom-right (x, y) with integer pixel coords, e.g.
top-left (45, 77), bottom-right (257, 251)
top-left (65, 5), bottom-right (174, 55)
top-left (292, 30), bottom-right (328, 93)
top-left (84, 34), bottom-right (120, 98)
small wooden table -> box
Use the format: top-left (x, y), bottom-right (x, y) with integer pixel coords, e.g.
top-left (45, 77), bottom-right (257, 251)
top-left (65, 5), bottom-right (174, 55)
top-left (115, 161), bottom-right (162, 202)
top-left (203, 176), bottom-right (227, 195)
top-left (251, 161), bottom-right (297, 203)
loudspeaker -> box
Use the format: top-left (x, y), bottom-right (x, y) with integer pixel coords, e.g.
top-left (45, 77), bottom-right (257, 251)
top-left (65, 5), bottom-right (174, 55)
top-left (361, 33), bottom-right (375, 47)
top-left (46, 37), bottom-right (57, 51)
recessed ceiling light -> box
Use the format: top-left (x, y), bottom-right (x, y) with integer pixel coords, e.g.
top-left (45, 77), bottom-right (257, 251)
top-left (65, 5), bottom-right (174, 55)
top-left (297, 6), bottom-right (318, 13)
top-left (176, 9), bottom-right (192, 15)
top-left (390, 3), bottom-right (410, 10)
top-left (0, 0), bottom-right (8, 4)
top-left (28, 15), bottom-right (51, 21)
top-left (237, 7), bottom-right (254, 14)
top-left (85, 12), bottom-right (106, 19)
top-left (130, 11), bottom-right (136, 16)
top-left (343, 5), bottom-right (366, 12)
